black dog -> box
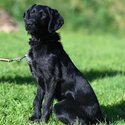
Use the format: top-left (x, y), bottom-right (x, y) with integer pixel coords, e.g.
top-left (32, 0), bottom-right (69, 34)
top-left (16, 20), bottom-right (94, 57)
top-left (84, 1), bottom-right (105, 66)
top-left (24, 4), bottom-right (106, 125)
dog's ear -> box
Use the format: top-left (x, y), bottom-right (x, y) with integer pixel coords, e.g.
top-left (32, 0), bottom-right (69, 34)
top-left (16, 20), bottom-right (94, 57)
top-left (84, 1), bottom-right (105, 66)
top-left (47, 8), bottom-right (64, 33)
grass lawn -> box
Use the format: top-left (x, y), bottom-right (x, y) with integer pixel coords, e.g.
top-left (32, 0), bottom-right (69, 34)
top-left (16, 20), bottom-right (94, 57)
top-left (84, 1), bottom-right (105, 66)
top-left (0, 28), bottom-right (125, 125)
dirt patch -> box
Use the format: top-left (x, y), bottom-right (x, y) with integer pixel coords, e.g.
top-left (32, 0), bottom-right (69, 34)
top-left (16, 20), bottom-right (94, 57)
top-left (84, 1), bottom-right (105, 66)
top-left (0, 9), bottom-right (18, 33)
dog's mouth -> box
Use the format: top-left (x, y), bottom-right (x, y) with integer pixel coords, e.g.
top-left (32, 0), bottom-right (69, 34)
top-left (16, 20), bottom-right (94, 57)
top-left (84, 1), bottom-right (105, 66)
top-left (26, 24), bottom-right (33, 30)
top-left (25, 20), bottom-right (38, 34)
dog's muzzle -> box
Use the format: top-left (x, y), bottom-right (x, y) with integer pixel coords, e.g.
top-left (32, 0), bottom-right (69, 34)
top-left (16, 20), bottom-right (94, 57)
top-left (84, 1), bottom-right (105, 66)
top-left (25, 20), bottom-right (33, 30)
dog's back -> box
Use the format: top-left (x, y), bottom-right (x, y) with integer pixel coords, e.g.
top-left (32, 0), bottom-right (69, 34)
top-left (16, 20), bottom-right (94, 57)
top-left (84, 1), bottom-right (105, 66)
top-left (51, 41), bottom-right (105, 124)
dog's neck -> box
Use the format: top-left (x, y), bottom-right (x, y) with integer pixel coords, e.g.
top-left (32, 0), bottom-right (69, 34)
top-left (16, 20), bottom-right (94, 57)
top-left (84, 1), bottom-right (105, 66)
top-left (29, 32), bottom-right (60, 46)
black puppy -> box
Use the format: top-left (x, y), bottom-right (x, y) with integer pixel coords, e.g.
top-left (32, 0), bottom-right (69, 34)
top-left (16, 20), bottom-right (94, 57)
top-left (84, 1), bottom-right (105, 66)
top-left (24, 4), bottom-right (105, 125)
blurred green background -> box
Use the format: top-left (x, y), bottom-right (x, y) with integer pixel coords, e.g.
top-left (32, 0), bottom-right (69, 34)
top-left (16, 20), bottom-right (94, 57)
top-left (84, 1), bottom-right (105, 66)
top-left (1, 0), bottom-right (125, 33)
top-left (0, 1), bottom-right (125, 125)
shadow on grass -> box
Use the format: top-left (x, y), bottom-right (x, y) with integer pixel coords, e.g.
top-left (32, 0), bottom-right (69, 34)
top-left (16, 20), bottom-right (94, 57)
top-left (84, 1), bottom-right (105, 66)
top-left (82, 69), bottom-right (125, 122)
top-left (102, 101), bottom-right (125, 122)
top-left (0, 75), bottom-right (35, 84)
top-left (0, 69), bottom-right (125, 123)
top-left (82, 69), bottom-right (125, 82)
top-left (0, 69), bottom-right (124, 84)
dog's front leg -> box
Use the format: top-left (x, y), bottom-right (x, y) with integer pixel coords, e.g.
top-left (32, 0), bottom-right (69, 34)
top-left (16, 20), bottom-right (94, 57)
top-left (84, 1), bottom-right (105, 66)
top-left (29, 83), bottom-right (45, 121)
top-left (41, 78), bottom-right (57, 122)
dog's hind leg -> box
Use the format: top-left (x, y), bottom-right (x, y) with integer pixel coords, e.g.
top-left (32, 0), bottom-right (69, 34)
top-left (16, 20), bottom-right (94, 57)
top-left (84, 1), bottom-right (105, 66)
top-left (54, 99), bottom-right (88, 125)
top-left (54, 99), bottom-right (76, 125)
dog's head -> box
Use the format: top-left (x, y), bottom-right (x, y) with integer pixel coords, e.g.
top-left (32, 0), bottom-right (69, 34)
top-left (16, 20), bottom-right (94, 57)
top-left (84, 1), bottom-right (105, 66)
top-left (23, 4), bottom-right (64, 35)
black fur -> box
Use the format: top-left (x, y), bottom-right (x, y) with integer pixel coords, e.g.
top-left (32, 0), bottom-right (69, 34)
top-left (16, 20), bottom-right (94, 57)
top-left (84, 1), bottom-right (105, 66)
top-left (24, 4), bottom-right (106, 125)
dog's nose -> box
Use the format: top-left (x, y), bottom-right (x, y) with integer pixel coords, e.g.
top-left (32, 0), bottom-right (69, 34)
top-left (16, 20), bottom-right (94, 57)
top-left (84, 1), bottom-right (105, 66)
top-left (26, 21), bottom-right (33, 30)
top-left (25, 20), bottom-right (33, 30)
top-left (26, 21), bottom-right (32, 26)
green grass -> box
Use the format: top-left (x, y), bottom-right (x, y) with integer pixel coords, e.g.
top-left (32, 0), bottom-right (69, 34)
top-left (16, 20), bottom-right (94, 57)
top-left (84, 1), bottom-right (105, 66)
top-left (0, 28), bottom-right (125, 125)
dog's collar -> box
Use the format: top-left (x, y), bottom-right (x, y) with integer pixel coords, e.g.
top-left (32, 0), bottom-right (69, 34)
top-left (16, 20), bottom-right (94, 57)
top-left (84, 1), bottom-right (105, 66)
top-left (29, 33), bottom-right (60, 46)
top-left (29, 39), bottom-right (60, 46)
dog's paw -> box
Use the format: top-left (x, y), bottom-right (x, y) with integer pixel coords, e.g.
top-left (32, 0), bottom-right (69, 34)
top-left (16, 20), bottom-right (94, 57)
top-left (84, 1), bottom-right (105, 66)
top-left (29, 115), bottom-right (41, 123)
top-left (40, 115), bottom-right (49, 123)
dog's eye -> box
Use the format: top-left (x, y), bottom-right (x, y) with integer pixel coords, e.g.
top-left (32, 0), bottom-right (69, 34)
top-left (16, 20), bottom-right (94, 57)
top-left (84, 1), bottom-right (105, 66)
top-left (31, 9), bottom-right (36, 14)
top-left (39, 10), bottom-right (46, 18)
top-left (42, 13), bottom-right (46, 18)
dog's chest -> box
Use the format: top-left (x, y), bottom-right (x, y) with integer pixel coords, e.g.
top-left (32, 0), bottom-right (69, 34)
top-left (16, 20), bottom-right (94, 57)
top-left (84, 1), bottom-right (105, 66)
top-left (26, 48), bottom-right (51, 77)
top-left (26, 48), bottom-right (47, 65)
top-left (26, 49), bottom-right (39, 78)
top-left (26, 49), bottom-right (33, 64)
